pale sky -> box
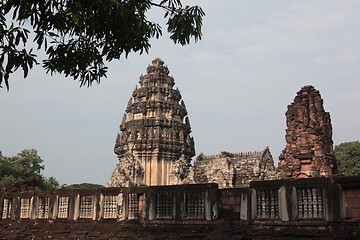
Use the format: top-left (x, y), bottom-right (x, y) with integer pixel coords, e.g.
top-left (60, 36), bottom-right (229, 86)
top-left (1, 0), bottom-right (359, 185)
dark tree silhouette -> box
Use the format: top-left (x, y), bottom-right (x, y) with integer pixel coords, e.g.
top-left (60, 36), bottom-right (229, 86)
top-left (0, 0), bottom-right (204, 89)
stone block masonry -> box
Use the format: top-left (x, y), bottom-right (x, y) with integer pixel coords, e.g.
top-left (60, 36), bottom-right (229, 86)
top-left (0, 184), bottom-right (219, 222)
top-left (1, 177), bottom-right (360, 239)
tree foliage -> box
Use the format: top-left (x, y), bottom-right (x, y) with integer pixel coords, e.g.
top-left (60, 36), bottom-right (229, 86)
top-left (334, 141), bottom-right (360, 177)
top-left (62, 182), bottom-right (104, 189)
top-left (0, 0), bottom-right (205, 89)
top-left (0, 149), bottom-right (59, 192)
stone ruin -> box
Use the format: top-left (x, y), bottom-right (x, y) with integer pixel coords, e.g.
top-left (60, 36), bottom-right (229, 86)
top-left (3, 60), bottom-right (356, 240)
top-left (109, 59), bottom-right (338, 187)
top-left (189, 146), bottom-right (277, 188)
top-left (108, 58), bottom-right (195, 187)
top-left (278, 85), bottom-right (337, 178)
top-left (109, 58), bottom-right (277, 188)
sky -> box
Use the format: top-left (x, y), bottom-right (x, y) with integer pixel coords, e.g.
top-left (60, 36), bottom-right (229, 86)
top-left (1, 0), bottom-right (359, 186)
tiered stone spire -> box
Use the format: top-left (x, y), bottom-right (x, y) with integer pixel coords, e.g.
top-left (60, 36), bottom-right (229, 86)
top-left (278, 85), bottom-right (337, 178)
top-left (109, 58), bottom-right (195, 187)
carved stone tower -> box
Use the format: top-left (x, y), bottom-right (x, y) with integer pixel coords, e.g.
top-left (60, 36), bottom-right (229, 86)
top-left (108, 58), bottom-right (195, 187)
top-left (278, 85), bottom-right (337, 178)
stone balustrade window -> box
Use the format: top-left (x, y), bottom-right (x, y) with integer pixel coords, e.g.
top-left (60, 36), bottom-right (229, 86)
top-left (128, 193), bottom-right (139, 219)
top-left (20, 197), bottom-right (31, 218)
top-left (2, 199), bottom-right (12, 219)
top-left (297, 187), bottom-right (324, 218)
top-left (185, 191), bottom-right (205, 219)
top-left (57, 196), bottom-right (69, 218)
top-left (103, 195), bottom-right (118, 219)
top-left (155, 191), bottom-right (173, 218)
top-left (38, 197), bottom-right (50, 219)
top-left (79, 195), bottom-right (93, 218)
top-left (256, 189), bottom-right (279, 218)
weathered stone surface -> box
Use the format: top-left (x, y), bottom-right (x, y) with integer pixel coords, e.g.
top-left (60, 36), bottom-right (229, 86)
top-left (189, 146), bottom-right (277, 188)
top-left (278, 85), bottom-right (337, 178)
top-left (109, 58), bottom-right (195, 187)
top-left (1, 219), bottom-right (359, 240)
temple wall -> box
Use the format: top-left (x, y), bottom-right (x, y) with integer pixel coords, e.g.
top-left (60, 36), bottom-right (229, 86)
top-left (0, 184), bottom-right (218, 222)
top-left (1, 177), bottom-right (360, 239)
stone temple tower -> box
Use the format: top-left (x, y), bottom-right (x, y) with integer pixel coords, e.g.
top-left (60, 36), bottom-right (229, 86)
top-left (278, 85), bottom-right (337, 178)
top-left (108, 58), bottom-right (195, 187)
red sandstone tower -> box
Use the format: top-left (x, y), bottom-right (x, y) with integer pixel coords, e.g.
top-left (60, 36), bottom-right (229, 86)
top-left (278, 85), bottom-right (337, 178)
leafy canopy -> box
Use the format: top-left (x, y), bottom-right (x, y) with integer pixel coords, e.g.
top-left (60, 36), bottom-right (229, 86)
top-left (62, 183), bottom-right (104, 189)
top-left (0, 149), bottom-right (59, 192)
top-left (0, 0), bottom-right (205, 90)
top-left (334, 141), bottom-right (360, 177)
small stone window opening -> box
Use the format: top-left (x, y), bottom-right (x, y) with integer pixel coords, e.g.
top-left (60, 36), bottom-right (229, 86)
top-left (2, 198), bottom-right (12, 219)
top-left (38, 197), bottom-right (50, 219)
top-left (297, 187), bottom-right (324, 218)
top-left (155, 191), bottom-right (174, 219)
top-left (79, 195), bottom-right (93, 218)
top-left (103, 195), bottom-right (118, 219)
top-left (57, 196), bottom-right (69, 218)
top-left (20, 197), bottom-right (31, 218)
top-left (185, 191), bottom-right (205, 219)
top-left (128, 193), bottom-right (139, 219)
top-left (256, 189), bottom-right (279, 218)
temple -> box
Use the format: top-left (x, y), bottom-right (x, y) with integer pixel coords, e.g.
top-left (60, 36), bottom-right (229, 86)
top-left (277, 85), bottom-right (337, 178)
top-left (109, 58), bottom-right (277, 188)
top-left (3, 61), bottom-right (359, 240)
top-left (108, 58), bottom-right (195, 187)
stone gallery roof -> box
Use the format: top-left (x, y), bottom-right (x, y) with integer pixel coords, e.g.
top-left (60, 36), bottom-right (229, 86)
top-left (191, 146), bottom-right (277, 188)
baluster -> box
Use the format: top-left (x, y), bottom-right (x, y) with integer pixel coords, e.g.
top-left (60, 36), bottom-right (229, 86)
top-left (2, 199), bottom-right (8, 219)
top-left (318, 187), bottom-right (323, 218)
top-left (257, 190), bottom-right (261, 217)
top-left (261, 190), bottom-right (266, 217)
top-left (312, 188), bottom-right (318, 218)
top-left (297, 188), bottom-right (303, 218)
top-left (270, 190), bottom-right (275, 218)
top-left (307, 188), bottom-right (313, 218)
top-left (201, 191), bottom-right (205, 216)
top-left (303, 188), bottom-right (308, 218)
top-left (264, 190), bottom-right (268, 218)
top-left (194, 193), bottom-right (199, 218)
top-left (156, 193), bottom-right (160, 218)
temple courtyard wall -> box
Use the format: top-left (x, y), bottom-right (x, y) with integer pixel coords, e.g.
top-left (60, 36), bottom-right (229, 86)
top-left (1, 177), bottom-right (360, 239)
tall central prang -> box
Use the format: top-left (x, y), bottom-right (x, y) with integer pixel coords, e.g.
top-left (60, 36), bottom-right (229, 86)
top-left (108, 58), bottom-right (195, 187)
